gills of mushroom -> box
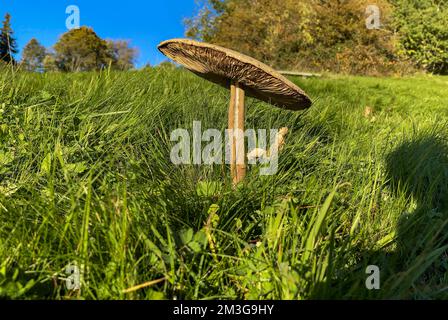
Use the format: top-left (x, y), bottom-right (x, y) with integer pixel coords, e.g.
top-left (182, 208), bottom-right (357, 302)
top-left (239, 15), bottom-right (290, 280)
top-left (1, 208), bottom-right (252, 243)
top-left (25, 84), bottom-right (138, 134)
top-left (157, 39), bottom-right (313, 185)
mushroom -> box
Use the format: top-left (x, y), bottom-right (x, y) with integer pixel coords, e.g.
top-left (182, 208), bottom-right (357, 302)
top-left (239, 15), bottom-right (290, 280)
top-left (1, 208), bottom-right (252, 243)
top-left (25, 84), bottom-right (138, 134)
top-left (158, 39), bottom-right (312, 185)
top-left (247, 127), bottom-right (289, 162)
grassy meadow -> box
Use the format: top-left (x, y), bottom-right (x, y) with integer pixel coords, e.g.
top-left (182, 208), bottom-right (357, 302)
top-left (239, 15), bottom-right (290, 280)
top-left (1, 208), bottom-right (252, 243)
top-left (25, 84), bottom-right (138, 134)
top-left (0, 66), bottom-right (448, 299)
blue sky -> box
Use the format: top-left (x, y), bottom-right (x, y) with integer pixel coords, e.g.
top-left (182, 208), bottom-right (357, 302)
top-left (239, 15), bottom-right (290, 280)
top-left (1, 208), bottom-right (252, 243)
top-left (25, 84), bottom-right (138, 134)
top-left (0, 0), bottom-right (197, 67)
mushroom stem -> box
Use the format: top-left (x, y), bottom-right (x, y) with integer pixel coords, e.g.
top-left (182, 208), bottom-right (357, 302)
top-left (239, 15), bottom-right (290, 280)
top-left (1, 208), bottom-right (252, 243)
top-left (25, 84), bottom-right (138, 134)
top-left (228, 85), bottom-right (236, 182)
top-left (233, 83), bottom-right (246, 185)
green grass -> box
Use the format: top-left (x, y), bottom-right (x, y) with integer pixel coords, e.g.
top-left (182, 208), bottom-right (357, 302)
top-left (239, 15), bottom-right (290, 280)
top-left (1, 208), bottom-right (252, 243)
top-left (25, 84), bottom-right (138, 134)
top-left (0, 66), bottom-right (448, 299)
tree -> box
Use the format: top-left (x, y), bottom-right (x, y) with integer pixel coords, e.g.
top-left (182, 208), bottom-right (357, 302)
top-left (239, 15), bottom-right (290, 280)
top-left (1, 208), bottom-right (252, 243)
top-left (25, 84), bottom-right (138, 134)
top-left (391, 0), bottom-right (448, 74)
top-left (21, 38), bottom-right (46, 72)
top-left (53, 26), bottom-right (113, 72)
top-left (185, 0), bottom-right (227, 42)
top-left (188, 0), bottom-right (315, 66)
top-left (43, 54), bottom-right (59, 73)
top-left (186, 0), bottom-right (407, 75)
top-left (107, 40), bottom-right (138, 71)
top-left (0, 13), bottom-right (18, 64)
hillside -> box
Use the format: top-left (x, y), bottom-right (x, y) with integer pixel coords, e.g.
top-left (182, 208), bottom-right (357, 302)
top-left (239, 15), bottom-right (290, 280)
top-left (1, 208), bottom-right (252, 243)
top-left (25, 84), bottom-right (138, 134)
top-left (0, 68), bottom-right (447, 299)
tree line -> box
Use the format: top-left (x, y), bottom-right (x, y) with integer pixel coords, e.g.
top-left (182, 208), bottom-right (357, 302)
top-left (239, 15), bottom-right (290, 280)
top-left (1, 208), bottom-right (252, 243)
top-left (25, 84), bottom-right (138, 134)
top-left (186, 0), bottom-right (448, 75)
top-left (0, 13), bottom-right (138, 72)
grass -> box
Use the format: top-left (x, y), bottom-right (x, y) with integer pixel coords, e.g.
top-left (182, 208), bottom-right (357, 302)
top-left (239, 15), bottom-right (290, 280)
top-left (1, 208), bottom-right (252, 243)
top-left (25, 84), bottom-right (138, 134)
top-left (0, 66), bottom-right (448, 299)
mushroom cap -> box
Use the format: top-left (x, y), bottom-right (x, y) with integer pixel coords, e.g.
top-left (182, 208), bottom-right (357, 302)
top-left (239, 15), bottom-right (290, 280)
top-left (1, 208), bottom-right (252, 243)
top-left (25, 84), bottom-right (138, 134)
top-left (158, 39), bottom-right (312, 111)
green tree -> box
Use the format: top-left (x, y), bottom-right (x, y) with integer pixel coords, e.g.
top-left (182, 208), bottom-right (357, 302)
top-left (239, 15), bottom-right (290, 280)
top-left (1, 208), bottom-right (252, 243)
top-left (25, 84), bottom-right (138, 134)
top-left (107, 40), bottom-right (138, 71)
top-left (54, 26), bottom-right (113, 72)
top-left (185, 0), bottom-right (227, 42)
top-left (0, 13), bottom-right (18, 64)
top-left (21, 38), bottom-right (47, 72)
top-left (391, 0), bottom-right (448, 74)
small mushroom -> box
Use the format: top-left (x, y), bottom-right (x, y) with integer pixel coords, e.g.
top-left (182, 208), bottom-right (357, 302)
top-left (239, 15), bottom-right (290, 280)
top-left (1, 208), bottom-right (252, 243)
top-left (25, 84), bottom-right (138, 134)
top-left (158, 39), bottom-right (312, 185)
top-left (247, 127), bottom-right (289, 162)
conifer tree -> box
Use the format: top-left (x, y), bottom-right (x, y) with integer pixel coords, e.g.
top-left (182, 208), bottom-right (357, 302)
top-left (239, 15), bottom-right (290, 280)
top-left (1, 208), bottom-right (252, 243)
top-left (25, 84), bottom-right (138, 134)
top-left (0, 13), bottom-right (18, 64)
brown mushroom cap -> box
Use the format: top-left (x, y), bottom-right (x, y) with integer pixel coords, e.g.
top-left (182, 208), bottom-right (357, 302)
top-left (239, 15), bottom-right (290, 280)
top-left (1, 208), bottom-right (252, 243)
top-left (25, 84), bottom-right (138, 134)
top-left (158, 39), bottom-right (312, 111)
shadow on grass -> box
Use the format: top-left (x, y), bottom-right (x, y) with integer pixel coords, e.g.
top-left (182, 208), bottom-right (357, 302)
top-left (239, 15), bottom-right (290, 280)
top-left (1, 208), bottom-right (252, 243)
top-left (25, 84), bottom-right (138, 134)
top-left (380, 134), bottom-right (448, 298)
top-left (312, 133), bottom-right (448, 299)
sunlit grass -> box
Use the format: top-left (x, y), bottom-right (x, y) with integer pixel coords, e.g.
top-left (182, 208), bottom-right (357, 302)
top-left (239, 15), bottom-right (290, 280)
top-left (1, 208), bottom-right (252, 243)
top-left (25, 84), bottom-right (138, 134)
top-left (0, 66), bottom-right (447, 299)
